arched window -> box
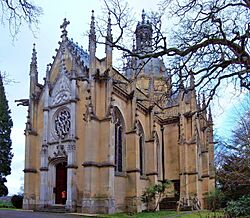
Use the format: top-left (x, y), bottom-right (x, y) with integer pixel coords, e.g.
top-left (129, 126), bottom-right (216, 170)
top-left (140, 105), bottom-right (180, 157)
top-left (114, 107), bottom-right (125, 172)
top-left (137, 121), bottom-right (145, 176)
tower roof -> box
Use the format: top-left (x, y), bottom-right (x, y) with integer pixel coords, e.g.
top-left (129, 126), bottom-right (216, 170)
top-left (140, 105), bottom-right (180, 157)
top-left (135, 9), bottom-right (153, 52)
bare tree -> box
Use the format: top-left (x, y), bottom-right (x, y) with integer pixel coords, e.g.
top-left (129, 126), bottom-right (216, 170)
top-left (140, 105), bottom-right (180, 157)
top-left (215, 95), bottom-right (250, 201)
top-left (97, 0), bottom-right (250, 108)
top-left (0, 0), bottom-right (42, 38)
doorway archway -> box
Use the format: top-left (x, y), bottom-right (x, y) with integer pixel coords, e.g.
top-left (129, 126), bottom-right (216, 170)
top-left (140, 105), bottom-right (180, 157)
top-left (55, 162), bottom-right (67, 204)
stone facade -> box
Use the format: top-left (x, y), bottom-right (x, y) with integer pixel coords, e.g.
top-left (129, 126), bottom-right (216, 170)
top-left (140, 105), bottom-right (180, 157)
top-left (22, 12), bottom-right (215, 214)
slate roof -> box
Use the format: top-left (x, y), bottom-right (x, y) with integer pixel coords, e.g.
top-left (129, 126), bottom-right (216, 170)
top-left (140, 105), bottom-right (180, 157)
top-left (66, 38), bottom-right (90, 68)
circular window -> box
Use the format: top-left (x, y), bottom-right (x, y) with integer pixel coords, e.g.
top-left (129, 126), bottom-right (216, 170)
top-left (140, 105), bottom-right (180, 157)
top-left (54, 108), bottom-right (71, 139)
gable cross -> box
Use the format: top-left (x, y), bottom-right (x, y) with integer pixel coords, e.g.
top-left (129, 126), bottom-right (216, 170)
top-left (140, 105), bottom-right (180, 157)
top-left (60, 18), bottom-right (70, 31)
top-left (60, 18), bottom-right (70, 40)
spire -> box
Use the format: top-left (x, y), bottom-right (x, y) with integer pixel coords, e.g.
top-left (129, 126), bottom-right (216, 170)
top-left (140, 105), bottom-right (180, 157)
top-left (142, 9), bottom-right (146, 23)
top-left (105, 11), bottom-right (113, 68)
top-left (201, 93), bottom-right (208, 123)
top-left (89, 10), bottom-right (96, 52)
top-left (197, 94), bottom-right (201, 111)
top-left (179, 70), bottom-right (184, 90)
top-left (46, 64), bottom-right (50, 81)
top-left (202, 93), bottom-right (206, 109)
top-left (178, 70), bottom-right (185, 102)
top-left (29, 43), bottom-right (38, 100)
top-left (106, 12), bottom-right (112, 40)
top-left (60, 18), bottom-right (70, 42)
top-left (132, 38), bottom-right (136, 52)
top-left (90, 10), bottom-right (95, 34)
top-left (30, 43), bottom-right (38, 84)
top-left (190, 71), bottom-right (195, 90)
top-left (89, 10), bottom-right (96, 77)
top-left (208, 106), bottom-right (213, 123)
top-left (189, 71), bottom-right (197, 111)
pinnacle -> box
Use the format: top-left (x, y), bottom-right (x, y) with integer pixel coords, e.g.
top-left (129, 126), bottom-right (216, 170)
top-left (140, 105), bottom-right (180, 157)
top-left (31, 43), bottom-right (37, 69)
top-left (107, 11), bottom-right (112, 39)
top-left (142, 9), bottom-right (145, 23)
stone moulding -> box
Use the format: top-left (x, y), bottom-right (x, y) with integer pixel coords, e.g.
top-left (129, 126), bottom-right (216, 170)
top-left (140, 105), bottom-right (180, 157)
top-left (67, 164), bottom-right (78, 169)
top-left (39, 167), bottom-right (49, 171)
top-left (23, 168), bottom-right (37, 173)
top-left (125, 129), bottom-right (137, 134)
top-left (179, 171), bottom-right (198, 175)
top-left (126, 168), bottom-right (140, 173)
top-left (146, 171), bottom-right (158, 176)
top-left (82, 161), bottom-right (115, 168)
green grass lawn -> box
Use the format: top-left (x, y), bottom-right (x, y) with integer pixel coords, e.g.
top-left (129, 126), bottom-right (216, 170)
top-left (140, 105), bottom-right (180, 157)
top-left (97, 210), bottom-right (225, 218)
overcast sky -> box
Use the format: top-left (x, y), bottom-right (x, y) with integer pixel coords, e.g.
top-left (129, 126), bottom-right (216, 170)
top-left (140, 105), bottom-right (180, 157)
top-left (0, 0), bottom-right (247, 195)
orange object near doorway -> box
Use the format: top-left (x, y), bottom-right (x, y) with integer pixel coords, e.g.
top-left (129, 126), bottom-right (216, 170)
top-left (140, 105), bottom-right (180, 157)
top-left (61, 190), bottom-right (66, 199)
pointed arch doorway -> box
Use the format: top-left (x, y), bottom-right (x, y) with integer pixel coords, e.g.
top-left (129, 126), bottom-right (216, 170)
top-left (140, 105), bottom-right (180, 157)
top-left (55, 162), bottom-right (67, 204)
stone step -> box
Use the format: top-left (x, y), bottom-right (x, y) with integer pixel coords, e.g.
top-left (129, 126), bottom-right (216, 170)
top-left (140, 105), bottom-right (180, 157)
top-left (159, 197), bottom-right (179, 210)
top-left (35, 205), bottom-right (66, 213)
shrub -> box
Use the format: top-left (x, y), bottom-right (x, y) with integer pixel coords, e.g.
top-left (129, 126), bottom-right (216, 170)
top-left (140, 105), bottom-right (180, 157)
top-left (0, 200), bottom-right (14, 208)
top-left (206, 189), bottom-right (225, 211)
top-left (11, 194), bottom-right (23, 209)
top-left (141, 181), bottom-right (172, 211)
top-left (225, 195), bottom-right (250, 217)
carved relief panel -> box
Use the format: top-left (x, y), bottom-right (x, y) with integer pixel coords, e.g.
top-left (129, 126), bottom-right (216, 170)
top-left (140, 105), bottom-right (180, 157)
top-left (51, 72), bottom-right (71, 106)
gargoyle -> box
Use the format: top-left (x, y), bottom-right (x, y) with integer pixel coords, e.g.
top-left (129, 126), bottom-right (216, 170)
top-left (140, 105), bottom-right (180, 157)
top-left (15, 99), bottom-right (29, 106)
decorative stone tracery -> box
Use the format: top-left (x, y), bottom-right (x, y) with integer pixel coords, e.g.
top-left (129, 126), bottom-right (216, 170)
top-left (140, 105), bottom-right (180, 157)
top-left (54, 108), bottom-right (71, 139)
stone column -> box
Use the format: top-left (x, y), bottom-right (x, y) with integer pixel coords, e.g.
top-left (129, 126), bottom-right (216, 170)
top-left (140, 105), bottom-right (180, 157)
top-left (39, 76), bottom-right (50, 208)
top-left (125, 130), bottom-right (141, 213)
top-left (40, 114), bottom-right (49, 206)
top-left (66, 143), bottom-right (77, 212)
top-left (97, 118), bottom-right (116, 214)
top-left (23, 134), bottom-right (38, 210)
top-left (82, 119), bottom-right (100, 213)
top-left (145, 138), bottom-right (158, 211)
top-left (39, 145), bottom-right (49, 208)
top-left (145, 139), bottom-right (158, 183)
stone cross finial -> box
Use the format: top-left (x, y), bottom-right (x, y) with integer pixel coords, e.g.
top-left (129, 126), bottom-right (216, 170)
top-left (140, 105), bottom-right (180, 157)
top-left (60, 18), bottom-right (70, 31)
top-left (60, 18), bottom-right (70, 41)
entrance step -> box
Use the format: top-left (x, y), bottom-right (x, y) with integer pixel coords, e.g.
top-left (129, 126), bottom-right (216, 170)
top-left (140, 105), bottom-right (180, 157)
top-left (36, 205), bottom-right (66, 213)
top-left (159, 197), bottom-right (179, 210)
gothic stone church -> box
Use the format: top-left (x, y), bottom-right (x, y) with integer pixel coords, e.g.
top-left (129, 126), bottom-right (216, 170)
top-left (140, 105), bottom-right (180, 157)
top-left (22, 11), bottom-right (215, 214)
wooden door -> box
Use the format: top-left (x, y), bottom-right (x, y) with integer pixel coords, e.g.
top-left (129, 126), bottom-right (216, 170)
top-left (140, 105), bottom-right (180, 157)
top-left (55, 162), bottom-right (67, 204)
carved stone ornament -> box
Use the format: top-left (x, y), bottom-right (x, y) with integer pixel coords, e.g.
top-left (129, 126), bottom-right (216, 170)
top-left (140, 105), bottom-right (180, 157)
top-left (67, 144), bottom-right (76, 152)
top-left (51, 73), bottom-right (71, 106)
top-left (53, 144), bottom-right (67, 157)
top-left (83, 102), bottom-right (95, 122)
top-left (54, 108), bottom-right (71, 139)
top-left (106, 103), bottom-right (116, 123)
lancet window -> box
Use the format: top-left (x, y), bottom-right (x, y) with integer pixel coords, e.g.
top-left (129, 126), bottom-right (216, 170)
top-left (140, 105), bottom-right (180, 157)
top-left (114, 107), bottom-right (125, 172)
top-left (137, 122), bottom-right (145, 176)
